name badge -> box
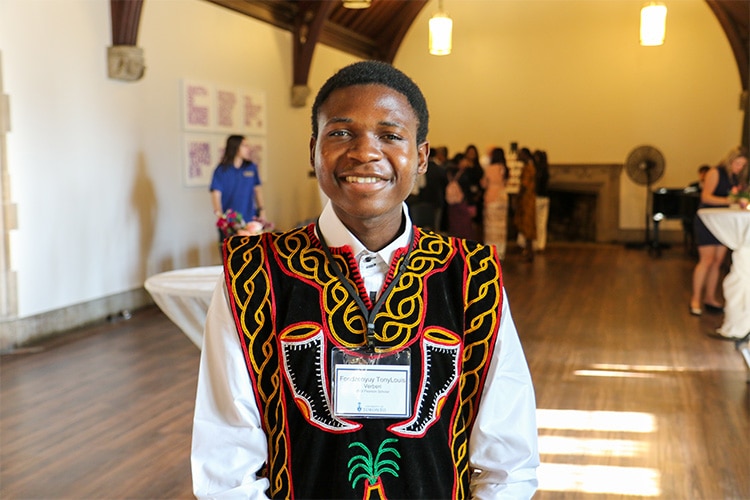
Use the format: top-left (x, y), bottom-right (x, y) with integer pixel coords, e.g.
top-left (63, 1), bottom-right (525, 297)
top-left (331, 348), bottom-right (411, 419)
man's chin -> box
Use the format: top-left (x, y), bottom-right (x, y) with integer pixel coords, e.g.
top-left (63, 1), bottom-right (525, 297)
top-left (332, 202), bottom-right (403, 222)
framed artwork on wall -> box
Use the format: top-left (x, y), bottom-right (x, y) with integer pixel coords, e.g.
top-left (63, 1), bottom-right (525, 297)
top-left (182, 133), bottom-right (223, 187)
top-left (181, 80), bottom-right (214, 131)
top-left (240, 88), bottom-right (266, 135)
top-left (181, 80), bottom-right (267, 187)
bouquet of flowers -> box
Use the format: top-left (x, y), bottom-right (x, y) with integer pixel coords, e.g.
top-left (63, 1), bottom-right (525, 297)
top-left (729, 184), bottom-right (750, 209)
top-left (216, 209), bottom-right (274, 237)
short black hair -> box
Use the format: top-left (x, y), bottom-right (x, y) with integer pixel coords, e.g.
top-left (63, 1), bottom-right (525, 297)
top-left (311, 60), bottom-right (429, 144)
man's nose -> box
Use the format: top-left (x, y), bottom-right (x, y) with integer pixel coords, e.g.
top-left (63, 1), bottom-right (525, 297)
top-left (347, 134), bottom-right (382, 162)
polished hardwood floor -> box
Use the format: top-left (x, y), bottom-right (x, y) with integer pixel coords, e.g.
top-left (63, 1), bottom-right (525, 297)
top-left (1, 243), bottom-right (748, 499)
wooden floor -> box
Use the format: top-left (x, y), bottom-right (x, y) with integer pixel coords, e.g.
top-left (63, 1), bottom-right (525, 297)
top-left (1, 243), bottom-right (748, 499)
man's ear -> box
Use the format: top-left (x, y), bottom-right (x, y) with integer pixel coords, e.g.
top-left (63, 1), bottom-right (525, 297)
top-left (309, 136), bottom-right (316, 170)
top-left (417, 141), bottom-right (430, 174)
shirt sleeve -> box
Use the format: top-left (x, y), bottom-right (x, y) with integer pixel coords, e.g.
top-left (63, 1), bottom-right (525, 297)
top-left (209, 165), bottom-right (224, 193)
top-left (191, 275), bottom-right (271, 500)
top-left (469, 288), bottom-right (540, 499)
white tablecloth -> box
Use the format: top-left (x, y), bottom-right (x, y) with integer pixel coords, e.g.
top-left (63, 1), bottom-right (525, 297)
top-left (144, 266), bottom-right (223, 348)
top-left (698, 208), bottom-right (750, 339)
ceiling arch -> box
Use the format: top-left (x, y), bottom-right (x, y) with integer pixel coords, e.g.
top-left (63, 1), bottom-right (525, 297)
top-left (110, 0), bottom-right (749, 104)
top-left (705, 0), bottom-right (749, 88)
top-left (204, 0), bottom-right (428, 106)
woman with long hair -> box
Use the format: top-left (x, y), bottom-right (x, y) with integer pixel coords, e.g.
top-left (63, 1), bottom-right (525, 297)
top-left (690, 146), bottom-right (749, 315)
top-left (210, 134), bottom-right (266, 242)
top-left (482, 147), bottom-right (509, 258)
top-left (514, 147), bottom-right (537, 261)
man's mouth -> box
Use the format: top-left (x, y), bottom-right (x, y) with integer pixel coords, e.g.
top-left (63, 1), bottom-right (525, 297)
top-left (344, 176), bottom-right (380, 184)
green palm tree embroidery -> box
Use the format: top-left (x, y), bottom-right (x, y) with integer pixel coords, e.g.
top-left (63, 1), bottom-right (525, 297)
top-left (347, 438), bottom-right (401, 496)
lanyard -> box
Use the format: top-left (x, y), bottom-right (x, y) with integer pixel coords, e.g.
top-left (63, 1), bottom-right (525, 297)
top-left (316, 220), bottom-right (414, 350)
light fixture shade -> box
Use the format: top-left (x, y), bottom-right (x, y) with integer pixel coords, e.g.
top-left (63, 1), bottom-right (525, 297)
top-left (342, 0), bottom-right (371, 9)
top-left (640, 2), bottom-right (667, 46)
top-left (429, 13), bottom-right (453, 55)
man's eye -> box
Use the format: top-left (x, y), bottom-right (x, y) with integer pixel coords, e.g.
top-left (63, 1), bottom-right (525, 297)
top-left (329, 129), bottom-right (350, 137)
top-left (382, 133), bottom-right (403, 141)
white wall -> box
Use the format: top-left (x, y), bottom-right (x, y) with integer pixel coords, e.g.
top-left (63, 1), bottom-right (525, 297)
top-left (0, 0), bottom-right (742, 336)
top-left (0, 0), bottom-right (355, 324)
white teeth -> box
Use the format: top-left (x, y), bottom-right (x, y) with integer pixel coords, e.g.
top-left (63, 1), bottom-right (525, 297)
top-left (345, 176), bottom-right (379, 184)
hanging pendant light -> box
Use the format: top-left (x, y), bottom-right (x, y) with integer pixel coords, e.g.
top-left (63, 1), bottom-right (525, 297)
top-left (429, 0), bottom-right (452, 56)
top-left (640, 2), bottom-right (667, 46)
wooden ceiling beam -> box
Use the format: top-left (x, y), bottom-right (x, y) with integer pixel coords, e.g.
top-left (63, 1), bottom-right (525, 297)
top-left (292, 1), bottom-right (337, 107)
top-left (706, 0), bottom-right (749, 89)
top-left (205, 0), bottom-right (297, 31)
top-left (705, 0), bottom-right (750, 148)
top-left (110, 0), bottom-right (143, 45)
top-left (205, 0), bottom-right (427, 106)
top-left (379, 1), bottom-right (427, 63)
top-left (108, 0), bottom-right (145, 81)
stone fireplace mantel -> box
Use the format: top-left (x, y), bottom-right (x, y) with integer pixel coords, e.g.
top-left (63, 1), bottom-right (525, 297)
top-left (548, 164), bottom-right (623, 243)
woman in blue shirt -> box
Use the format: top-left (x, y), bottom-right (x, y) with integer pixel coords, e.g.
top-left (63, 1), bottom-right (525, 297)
top-left (210, 135), bottom-right (266, 241)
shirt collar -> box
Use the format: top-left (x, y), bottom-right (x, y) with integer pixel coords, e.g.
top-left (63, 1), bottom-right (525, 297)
top-left (317, 201), bottom-right (413, 266)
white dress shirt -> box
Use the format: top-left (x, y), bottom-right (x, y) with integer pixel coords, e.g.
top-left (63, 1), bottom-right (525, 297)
top-left (191, 201), bottom-right (539, 499)
top-left (316, 202), bottom-right (411, 302)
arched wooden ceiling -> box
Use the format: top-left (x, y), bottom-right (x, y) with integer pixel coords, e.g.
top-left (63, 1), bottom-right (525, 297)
top-left (111, 0), bottom-right (749, 101)
top-left (203, 0), bottom-right (428, 105)
top-left (706, 0), bottom-right (749, 90)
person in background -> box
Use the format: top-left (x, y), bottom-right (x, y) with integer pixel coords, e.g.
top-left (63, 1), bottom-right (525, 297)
top-left (445, 153), bottom-right (479, 240)
top-left (481, 147), bottom-right (509, 258)
top-left (683, 164), bottom-right (712, 255)
top-left (191, 60), bottom-right (539, 499)
top-left (690, 146), bottom-right (749, 316)
top-left (210, 134), bottom-right (266, 241)
top-left (532, 150), bottom-right (550, 252)
top-left (434, 146), bottom-right (451, 230)
top-left (426, 147), bottom-right (449, 230)
top-left (514, 147), bottom-right (537, 261)
top-left (688, 164), bottom-right (711, 191)
top-left (434, 145), bottom-right (449, 167)
top-left (464, 144), bottom-right (486, 239)
top-left (406, 147), bottom-right (447, 232)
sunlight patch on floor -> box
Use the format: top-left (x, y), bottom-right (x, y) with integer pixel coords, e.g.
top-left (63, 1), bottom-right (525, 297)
top-left (538, 435), bottom-right (648, 457)
top-left (574, 369), bottom-right (656, 378)
top-left (574, 362), bottom-right (701, 378)
top-left (589, 363), bottom-right (684, 372)
top-left (536, 409), bottom-right (660, 496)
top-left (536, 409), bottom-right (657, 433)
top-left (537, 463), bottom-right (661, 496)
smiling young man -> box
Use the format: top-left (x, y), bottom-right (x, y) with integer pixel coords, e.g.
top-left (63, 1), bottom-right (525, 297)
top-left (191, 61), bottom-right (539, 499)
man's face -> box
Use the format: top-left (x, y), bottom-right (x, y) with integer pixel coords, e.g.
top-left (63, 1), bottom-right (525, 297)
top-left (310, 84), bottom-right (428, 229)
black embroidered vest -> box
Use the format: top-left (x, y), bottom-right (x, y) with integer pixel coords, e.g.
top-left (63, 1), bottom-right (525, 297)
top-left (223, 225), bottom-right (503, 500)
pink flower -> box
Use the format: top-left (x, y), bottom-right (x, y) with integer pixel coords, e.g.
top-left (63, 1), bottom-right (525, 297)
top-left (216, 209), bottom-right (247, 237)
top-left (217, 210), bottom-right (273, 237)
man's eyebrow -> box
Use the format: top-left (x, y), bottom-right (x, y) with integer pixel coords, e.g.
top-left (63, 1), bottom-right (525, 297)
top-left (323, 117), bottom-right (407, 129)
top-left (379, 120), bottom-right (405, 129)
top-left (324, 116), bottom-right (352, 126)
